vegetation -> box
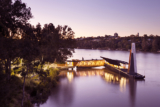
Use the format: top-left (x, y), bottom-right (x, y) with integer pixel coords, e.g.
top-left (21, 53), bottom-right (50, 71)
top-left (0, 0), bottom-right (159, 106)
top-left (0, 68), bottom-right (59, 107)
top-left (76, 35), bottom-right (160, 52)
top-left (0, 0), bottom-right (75, 106)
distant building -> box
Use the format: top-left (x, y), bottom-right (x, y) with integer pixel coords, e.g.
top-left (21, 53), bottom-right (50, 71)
top-left (105, 33), bottom-right (118, 39)
top-left (136, 33), bottom-right (139, 37)
top-left (92, 38), bottom-right (101, 42)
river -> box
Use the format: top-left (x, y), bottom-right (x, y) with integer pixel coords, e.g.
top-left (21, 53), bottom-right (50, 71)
top-left (39, 49), bottom-right (160, 107)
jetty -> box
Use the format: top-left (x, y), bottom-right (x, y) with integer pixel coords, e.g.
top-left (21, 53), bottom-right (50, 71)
top-left (66, 59), bottom-right (105, 68)
top-left (101, 43), bottom-right (145, 79)
top-left (57, 43), bottom-right (145, 79)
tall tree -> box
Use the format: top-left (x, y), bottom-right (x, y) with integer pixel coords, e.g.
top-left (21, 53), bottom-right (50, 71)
top-left (19, 37), bottom-right (39, 107)
top-left (39, 24), bottom-right (75, 64)
top-left (0, 0), bottom-right (32, 37)
top-left (0, 0), bottom-right (32, 80)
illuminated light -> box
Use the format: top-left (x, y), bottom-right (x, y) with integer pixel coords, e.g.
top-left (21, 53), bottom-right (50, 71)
top-left (103, 72), bottom-right (127, 92)
top-left (88, 72), bottom-right (92, 76)
top-left (119, 77), bottom-right (127, 92)
top-left (106, 62), bottom-right (109, 64)
top-left (116, 77), bottom-right (119, 81)
top-left (67, 72), bottom-right (74, 82)
top-left (97, 72), bottom-right (100, 75)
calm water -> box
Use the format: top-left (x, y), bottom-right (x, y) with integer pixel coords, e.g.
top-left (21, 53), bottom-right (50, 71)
top-left (40, 49), bottom-right (160, 107)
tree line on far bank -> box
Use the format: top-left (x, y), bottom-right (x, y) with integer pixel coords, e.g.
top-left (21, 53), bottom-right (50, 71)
top-left (76, 35), bottom-right (160, 52)
top-left (0, 0), bottom-right (75, 106)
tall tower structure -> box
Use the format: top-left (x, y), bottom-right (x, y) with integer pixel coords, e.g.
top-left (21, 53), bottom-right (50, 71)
top-left (128, 43), bottom-right (137, 75)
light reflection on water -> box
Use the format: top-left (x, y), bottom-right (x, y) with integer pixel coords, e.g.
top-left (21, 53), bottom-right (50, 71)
top-left (39, 49), bottom-right (160, 107)
top-left (65, 69), bottom-right (130, 93)
top-left (40, 68), bottom-right (139, 107)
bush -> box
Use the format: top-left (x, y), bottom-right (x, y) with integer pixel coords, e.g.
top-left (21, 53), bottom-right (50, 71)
top-left (48, 68), bottom-right (59, 79)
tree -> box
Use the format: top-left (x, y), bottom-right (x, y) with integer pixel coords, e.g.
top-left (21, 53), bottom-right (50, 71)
top-left (152, 36), bottom-right (158, 52)
top-left (0, 0), bottom-right (32, 37)
top-left (142, 35), bottom-right (149, 51)
top-left (0, 0), bottom-right (32, 81)
top-left (39, 24), bottom-right (75, 64)
top-left (19, 38), bottom-right (39, 107)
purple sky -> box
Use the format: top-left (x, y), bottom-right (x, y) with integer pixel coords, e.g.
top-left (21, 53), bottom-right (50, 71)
top-left (23, 0), bottom-right (160, 38)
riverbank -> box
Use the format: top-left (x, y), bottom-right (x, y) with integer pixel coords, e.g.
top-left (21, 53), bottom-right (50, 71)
top-left (0, 68), bottom-right (59, 107)
top-left (76, 47), bottom-right (160, 53)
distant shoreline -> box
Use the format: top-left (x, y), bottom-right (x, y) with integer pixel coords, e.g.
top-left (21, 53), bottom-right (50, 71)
top-left (75, 48), bottom-right (160, 53)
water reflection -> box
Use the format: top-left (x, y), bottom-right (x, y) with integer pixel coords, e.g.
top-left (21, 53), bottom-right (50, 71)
top-left (39, 68), bottom-right (140, 107)
top-left (59, 69), bottom-right (105, 81)
top-left (129, 78), bottom-right (137, 107)
top-left (76, 69), bottom-right (104, 77)
top-left (67, 72), bottom-right (74, 82)
top-left (60, 68), bottom-right (129, 88)
top-left (41, 76), bottom-right (75, 107)
top-left (102, 69), bottom-right (138, 107)
top-left (39, 49), bottom-right (160, 107)
top-left (103, 71), bottom-right (127, 90)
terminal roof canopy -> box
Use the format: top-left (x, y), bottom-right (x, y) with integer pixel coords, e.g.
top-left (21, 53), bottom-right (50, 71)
top-left (101, 56), bottom-right (128, 66)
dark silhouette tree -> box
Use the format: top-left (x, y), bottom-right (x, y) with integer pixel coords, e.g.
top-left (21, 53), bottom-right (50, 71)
top-left (19, 36), bottom-right (39, 107)
top-left (39, 24), bottom-right (75, 64)
top-left (152, 36), bottom-right (158, 52)
top-left (0, 0), bottom-right (32, 81)
top-left (142, 35), bottom-right (148, 51)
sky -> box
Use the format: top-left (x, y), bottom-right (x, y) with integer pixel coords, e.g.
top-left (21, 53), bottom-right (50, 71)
top-left (22, 0), bottom-right (160, 38)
